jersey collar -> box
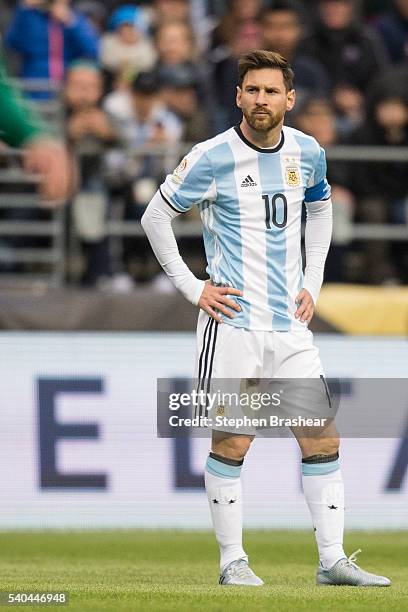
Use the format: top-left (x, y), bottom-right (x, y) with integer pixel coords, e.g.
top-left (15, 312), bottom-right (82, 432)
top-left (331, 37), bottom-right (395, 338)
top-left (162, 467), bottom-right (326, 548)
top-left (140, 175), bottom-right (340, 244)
top-left (234, 123), bottom-right (285, 153)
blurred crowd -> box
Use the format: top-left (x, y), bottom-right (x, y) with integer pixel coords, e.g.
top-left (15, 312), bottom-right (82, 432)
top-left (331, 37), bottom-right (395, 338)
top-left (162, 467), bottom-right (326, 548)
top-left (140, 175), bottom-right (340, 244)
top-left (1, 0), bottom-right (408, 288)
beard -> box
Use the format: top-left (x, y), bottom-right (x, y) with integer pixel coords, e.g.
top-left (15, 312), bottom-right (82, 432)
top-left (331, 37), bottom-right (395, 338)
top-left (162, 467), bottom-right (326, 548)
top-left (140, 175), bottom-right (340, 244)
top-left (243, 107), bottom-right (284, 132)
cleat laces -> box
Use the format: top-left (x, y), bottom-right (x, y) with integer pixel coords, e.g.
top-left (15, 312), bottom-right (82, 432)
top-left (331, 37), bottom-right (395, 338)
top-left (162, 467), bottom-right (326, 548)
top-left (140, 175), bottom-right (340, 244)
top-left (345, 548), bottom-right (362, 569)
top-left (228, 559), bottom-right (253, 580)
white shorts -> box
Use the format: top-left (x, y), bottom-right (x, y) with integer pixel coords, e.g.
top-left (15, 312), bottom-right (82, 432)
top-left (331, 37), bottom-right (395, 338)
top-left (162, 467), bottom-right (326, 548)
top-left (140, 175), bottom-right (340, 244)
top-left (194, 310), bottom-right (327, 435)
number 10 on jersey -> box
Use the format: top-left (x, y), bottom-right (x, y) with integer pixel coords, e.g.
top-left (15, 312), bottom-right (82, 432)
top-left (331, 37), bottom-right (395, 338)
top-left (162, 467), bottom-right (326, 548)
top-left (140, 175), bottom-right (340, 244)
top-left (263, 193), bottom-right (288, 229)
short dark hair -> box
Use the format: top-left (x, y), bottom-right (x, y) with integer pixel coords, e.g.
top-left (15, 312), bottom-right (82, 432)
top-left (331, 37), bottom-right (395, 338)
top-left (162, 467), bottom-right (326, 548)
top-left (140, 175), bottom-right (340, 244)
top-left (131, 70), bottom-right (160, 94)
top-left (260, 0), bottom-right (305, 22)
top-left (238, 50), bottom-right (295, 91)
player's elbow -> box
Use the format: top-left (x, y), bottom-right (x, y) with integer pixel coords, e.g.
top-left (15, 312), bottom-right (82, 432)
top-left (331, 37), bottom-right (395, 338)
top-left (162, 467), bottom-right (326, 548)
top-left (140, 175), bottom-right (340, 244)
top-left (140, 209), bottom-right (151, 235)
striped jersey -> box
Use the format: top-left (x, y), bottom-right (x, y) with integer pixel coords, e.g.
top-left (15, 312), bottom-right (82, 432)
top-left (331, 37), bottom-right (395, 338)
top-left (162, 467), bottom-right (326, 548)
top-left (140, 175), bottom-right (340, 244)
top-left (160, 124), bottom-right (331, 331)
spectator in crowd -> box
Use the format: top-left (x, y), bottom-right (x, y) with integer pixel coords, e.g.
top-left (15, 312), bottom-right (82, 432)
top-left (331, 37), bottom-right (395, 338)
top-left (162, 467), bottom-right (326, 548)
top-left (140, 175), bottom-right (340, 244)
top-left (374, 0), bottom-right (408, 64)
top-left (65, 61), bottom-right (116, 286)
top-left (293, 96), bottom-right (355, 282)
top-left (301, 0), bottom-right (389, 94)
top-left (210, 0), bottom-right (261, 53)
top-left (154, 20), bottom-right (197, 67)
top-left (260, 0), bottom-right (330, 101)
top-left (152, 0), bottom-right (191, 25)
top-left (104, 70), bottom-right (183, 283)
top-left (74, 0), bottom-right (107, 34)
top-left (103, 70), bottom-right (135, 124)
top-left (105, 69), bottom-right (181, 220)
top-left (150, 0), bottom-right (211, 56)
top-left (66, 61), bottom-right (115, 147)
top-left (100, 5), bottom-right (157, 77)
top-left (159, 63), bottom-right (210, 142)
top-left (344, 68), bottom-right (408, 284)
top-left (154, 20), bottom-right (210, 127)
top-left (209, 0), bottom-right (262, 131)
top-left (109, 70), bottom-right (182, 150)
top-left (6, 0), bottom-right (99, 91)
top-left (331, 81), bottom-right (365, 137)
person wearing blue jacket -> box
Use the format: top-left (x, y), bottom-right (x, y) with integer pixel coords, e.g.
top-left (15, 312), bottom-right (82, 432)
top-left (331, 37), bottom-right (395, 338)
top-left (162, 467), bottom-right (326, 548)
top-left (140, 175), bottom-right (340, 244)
top-left (6, 0), bottom-right (99, 86)
top-left (375, 0), bottom-right (408, 64)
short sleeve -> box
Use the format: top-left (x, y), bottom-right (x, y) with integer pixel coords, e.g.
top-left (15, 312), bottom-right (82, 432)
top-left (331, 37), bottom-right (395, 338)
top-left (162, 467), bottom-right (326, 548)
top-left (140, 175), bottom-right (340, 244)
top-left (160, 146), bottom-right (216, 213)
top-left (304, 145), bottom-right (331, 203)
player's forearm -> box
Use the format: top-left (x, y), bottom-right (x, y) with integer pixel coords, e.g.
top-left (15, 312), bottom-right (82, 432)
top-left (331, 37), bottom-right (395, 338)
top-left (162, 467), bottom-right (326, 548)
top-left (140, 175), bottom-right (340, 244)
top-left (141, 191), bottom-right (205, 305)
top-left (303, 198), bottom-right (333, 305)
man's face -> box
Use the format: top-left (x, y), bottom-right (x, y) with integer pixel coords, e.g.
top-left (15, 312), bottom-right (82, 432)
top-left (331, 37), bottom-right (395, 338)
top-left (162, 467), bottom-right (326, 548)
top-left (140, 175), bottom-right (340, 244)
top-left (319, 1), bottom-right (353, 30)
top-left (65, 68), bottom-right (102, 110)
top-left (156, 23), bottom-right (192, 64)
top-left (236, 68), bottom-right (295, 132)
top-left (375, 99), bottom-right (408, 130)
top-left (132, 91), bottom-right (157, 120)
top-left (261, 11), bottom-right (302, 56)
top-left (295, 100), bottom-right (336, 146)
top-left (117, 23), bottom-right (140, 45)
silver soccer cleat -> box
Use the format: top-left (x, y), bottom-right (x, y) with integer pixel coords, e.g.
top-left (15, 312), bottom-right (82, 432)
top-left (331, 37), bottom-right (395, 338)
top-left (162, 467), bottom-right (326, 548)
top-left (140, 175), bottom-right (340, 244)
top-left (219, 558), bottom-right (264, 586)
top-left (316, 549), bottom-right (391, 587)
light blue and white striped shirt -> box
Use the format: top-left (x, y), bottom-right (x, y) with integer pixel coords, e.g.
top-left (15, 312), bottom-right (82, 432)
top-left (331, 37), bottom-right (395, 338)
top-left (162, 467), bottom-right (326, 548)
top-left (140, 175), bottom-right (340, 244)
top-left (160, 124), bottom-right (331, 331)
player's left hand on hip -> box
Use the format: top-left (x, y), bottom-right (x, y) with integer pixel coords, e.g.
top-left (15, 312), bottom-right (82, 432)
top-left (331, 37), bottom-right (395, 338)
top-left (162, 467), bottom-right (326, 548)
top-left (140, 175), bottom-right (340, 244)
top-left (295, 288), bottom-right (314, 323)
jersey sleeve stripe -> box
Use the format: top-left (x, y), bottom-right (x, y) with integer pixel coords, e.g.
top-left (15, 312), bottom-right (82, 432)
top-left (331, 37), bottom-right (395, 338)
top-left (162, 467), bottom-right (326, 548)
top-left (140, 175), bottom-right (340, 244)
top-left (159, 186), bottom-right (186, 214)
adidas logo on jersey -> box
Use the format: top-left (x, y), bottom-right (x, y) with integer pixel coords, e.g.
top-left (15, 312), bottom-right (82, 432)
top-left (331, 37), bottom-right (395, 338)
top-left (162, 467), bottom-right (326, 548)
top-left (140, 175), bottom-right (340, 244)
top-left (241, 175), bottom-right (257, 187)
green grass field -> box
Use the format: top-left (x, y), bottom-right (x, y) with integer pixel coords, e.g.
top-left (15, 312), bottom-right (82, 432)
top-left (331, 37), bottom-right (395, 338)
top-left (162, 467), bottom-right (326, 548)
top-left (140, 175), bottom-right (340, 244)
top-left (0, 530), bottom-right (407, 611)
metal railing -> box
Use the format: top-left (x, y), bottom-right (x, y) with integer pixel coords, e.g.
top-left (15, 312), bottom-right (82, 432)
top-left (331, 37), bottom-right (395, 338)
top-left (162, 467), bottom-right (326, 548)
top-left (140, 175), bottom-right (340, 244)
top-left (104, 143), bottom-right (408, 241)
top-left (0, 134), bottom-right (407, 287)
top-left (0, 79), bottom-right (65, 286)
top-left (0, 147), bottom-right (66, 286)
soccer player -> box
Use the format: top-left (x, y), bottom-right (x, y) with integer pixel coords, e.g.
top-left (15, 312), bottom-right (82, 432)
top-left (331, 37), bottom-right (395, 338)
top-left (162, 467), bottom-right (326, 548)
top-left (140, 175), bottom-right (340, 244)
top-left (142, 50), bottom-right (390, 587)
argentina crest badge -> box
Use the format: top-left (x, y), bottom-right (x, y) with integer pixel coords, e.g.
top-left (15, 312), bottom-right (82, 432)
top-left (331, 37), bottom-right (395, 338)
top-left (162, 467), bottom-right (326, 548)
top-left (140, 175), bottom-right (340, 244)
top-left (284, 157), bottom-right (301, 187)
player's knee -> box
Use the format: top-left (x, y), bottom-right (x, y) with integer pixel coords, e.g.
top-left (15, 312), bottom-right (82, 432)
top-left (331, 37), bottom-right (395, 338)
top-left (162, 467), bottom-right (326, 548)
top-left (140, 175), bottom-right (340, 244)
top-left (212, 433), bottom-right (253, 461)
top-left (299, 436), bottom-right (340, 458)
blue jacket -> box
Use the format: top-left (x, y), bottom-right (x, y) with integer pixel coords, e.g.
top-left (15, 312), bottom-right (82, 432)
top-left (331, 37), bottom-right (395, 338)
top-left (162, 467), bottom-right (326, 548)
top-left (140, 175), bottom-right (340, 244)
top-left (6, 5), bottom-right (99, 80)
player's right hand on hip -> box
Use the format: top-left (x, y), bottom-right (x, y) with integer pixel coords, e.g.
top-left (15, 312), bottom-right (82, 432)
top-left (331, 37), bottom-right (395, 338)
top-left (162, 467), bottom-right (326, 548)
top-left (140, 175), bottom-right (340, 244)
top-left (198, 280), bottom-right (242, 323)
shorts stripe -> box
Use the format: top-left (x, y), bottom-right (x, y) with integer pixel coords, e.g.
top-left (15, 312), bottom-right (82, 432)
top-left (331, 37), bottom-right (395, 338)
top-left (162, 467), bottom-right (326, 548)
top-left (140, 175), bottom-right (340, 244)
top-left (197, 317), bottom-right (212, 384)
top-left (320, 375), bottom-right (332, 409)
top-left (195, 317), bottom-right (214, 418)
top-left (204, 321), bottom-right (219, 417)
top-left (196, 317), bottom-right (220, 419)
top-left (199, 318), bottom-right (215, 418)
